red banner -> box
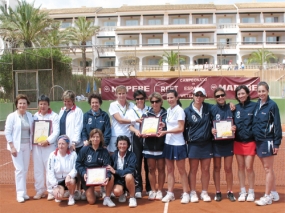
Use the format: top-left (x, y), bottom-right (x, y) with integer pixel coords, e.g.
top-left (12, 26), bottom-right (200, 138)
top-left (101, 77), bottom-right (260, 100)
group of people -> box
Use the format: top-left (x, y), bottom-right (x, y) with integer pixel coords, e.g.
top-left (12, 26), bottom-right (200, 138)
top-left (5, 81), bottom-right (282, 208)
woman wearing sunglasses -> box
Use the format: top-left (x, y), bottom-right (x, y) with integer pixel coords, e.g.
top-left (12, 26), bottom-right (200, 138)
top-left (233, 85), bottom-right (257, 202)
top-left (210, 87), bottom-right (236, 202)
top-left (127, 90), bottom-right (151, 198)
top-left (157, 90), bottom-right (190, 204)
top-left (184, 87), bottom-right (213, 203)
top-left (139, 92), bottom-right (167, 200)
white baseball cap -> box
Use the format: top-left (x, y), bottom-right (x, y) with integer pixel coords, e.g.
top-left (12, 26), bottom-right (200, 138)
top-left (193, 87), bottom-right (207, 96)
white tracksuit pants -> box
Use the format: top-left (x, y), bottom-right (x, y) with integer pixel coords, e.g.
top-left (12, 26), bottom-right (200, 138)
top-left (11, 143), bottom-right (30, 198)
top-left (32, 144), bottom-right (55, 194)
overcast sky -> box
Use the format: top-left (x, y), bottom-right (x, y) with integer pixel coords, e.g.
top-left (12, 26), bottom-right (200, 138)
top-left (27, 0), bottom-right (283, 9)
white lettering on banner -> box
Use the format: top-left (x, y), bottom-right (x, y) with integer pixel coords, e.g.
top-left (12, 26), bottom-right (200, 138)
top-left (219, 84), bottom-right (258, 91)
top-left (180, 78), bottom-right (207, 82)
top-left (161, 86), bottom-right (178, 92)
top-left (111, 86), bottom-right (150, 92)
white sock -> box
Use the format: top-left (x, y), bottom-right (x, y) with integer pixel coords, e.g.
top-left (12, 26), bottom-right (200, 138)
top-left (271, 191), bottom-right (277, 195)
top-left (201, 190), bottom-right (207, 194)
top-left (240, 187), bottom-right (246, 193)
top-left (248, 189), bottom-right (254, 194)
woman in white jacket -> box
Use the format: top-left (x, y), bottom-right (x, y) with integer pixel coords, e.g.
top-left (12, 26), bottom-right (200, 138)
top-left (33, 95), bottom-right (60, 200)
top-left (47, 135), bottom-right (77, 206)
top-left (5, 94), bottom-right (34, 203)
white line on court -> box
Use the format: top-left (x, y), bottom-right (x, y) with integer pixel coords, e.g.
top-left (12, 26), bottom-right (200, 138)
top-left (163, 202), bottom-right (169, 213)
top-left (0, 161), bottom-right (12, 167)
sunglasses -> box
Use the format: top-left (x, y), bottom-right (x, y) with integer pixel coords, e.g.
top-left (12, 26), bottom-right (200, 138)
top-left (215, 94), bottom-right (225, 98)
top-left (150, 100), bottom-right (161, 104)
top-left (135, 98), bottom-right (145, 101)
top-left (194, 94), bottom-right (205, 97)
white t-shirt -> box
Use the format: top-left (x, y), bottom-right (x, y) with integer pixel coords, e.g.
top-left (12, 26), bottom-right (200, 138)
top-left (109, 101), bottom-right (135, 137)
top-left (165, 105), bottom-right (185, 146)
top-left (126, 105), bottom-right (150, 130)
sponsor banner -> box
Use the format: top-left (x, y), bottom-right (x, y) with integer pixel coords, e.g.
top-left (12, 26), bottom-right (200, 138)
top-left (101, 77), bottom-right (260, 100)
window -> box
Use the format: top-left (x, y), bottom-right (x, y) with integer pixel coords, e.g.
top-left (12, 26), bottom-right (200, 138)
top-left (126, 20), bottom-right (139, 26)
top-left (105, 61), bottom-right (115, 67)
top-left (241, 17), bottom-right (255, 23)
top-left (265, 17), bottom-right (278, 23)
top-left (196, 38), bottom-right (210, 43)
top-left (267, 36), bottom-right (280, 44)
top-left (148, 59), bottom-right (159, 65)
top-left (173, 38), bottom-right (186, 43)
top-left (243, 37), bottom-right (256, 42)
top-left (196, 18), bottom-right (209, 24)
top-left (218, 18), bottom-right (232, 23)
top-left (61, 22), bottom-right (72, 28)
top-left (173, 18), bottom-right (186, 24)
top-left (80, 61), bottom-right (92, 67)
top-left (85, 41), bottom-right (92, 46)
top-left (104, 41), bottom-right (115, 46)
top-left (124, 39), bottom-right (138, 45)
top-left (148, 19), bottom-right (161, 25)
top-left (104, 21), bottom-right (116, 26)
top-left (147, 38), bottom-right (161, 44)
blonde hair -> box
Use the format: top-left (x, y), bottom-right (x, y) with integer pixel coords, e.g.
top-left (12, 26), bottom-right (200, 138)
top-left (62, 90), bottom-right (75, 103)
top-left (115, 85), bottom-right (130, 109)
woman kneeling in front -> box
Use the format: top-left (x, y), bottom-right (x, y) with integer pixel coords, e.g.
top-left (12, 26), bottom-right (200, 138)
top-left (47, 135), bottom-right (77, 205)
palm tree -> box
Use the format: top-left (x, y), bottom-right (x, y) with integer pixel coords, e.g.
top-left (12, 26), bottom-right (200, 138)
top-left (40, 22), bottom-right (69, 47)
top-left (66, 17), bottom-right (99, 76)
top-left (159, 50), bottom-right (185, 71)
top-left (0, 0), bottom-right (53, 48)
top-left (247, 49), bottom-right (277, 70)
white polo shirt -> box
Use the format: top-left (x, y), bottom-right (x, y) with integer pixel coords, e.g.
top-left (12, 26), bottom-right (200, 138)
top-left (126, 105), bottom-right (150, 130)
top-left (109, 101), bottom-right (135, 137)
top-left (165, 105), bottom-right (185, 146)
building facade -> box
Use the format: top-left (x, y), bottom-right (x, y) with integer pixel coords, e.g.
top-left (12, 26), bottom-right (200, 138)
top-left (44, 3), bottom-right (285, 76)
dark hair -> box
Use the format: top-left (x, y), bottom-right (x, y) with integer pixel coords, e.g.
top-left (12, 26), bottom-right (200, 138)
top-left (166, 90), bottom-right (182, 107)
top-left (38, 94), bottom-right (50, 105)
top-left (235, 85), bottom-right (251, 102)
top-left (116, 135), bottom-right (131, 149)
top-left (88, 93), bottom-right (102, 105)
top-left (89, 129), bottom-right (104, 147)
top-left (133, 90), bottom-right (147, 99)
top-left (214, 87), bottom-right (226, 96)
top-left (257, 81), bottom-right (269, 91)
top-left (15, 94), bottom-right (30, 108)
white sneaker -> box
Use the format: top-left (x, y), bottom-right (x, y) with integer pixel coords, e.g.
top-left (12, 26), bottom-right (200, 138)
top-left (129, 197), bottom-right (137, 208)
top-left (255, 195), bottom-right (272, 206)
top-left (162, 192), bottom-right (175, 203)
top-left (17, 197), bottom-right (25, 203)
top-left (81, 191), bottom-right (86, 200)
top-left (148, 191), bottom-right (156, 200)
top-left (119, 194), bottom-right (126, 202)
top-left (23, 195), bottom-right (30, 200)
top-left (200, 191), bottom-right (211, 202)
top-left (110, 192), bottom-right (115, 198)
top-left (155, 191), bottom-right (163, 200)
top-left (100, 187), bottom-right (106, 198)
top-left (181, 192), bottom-right (190, 204)
top-left (238, 192), bottom-right (247, 202)
top-left (47, 193), bottom-right (54, 200)
top-left (270, 192), bottom-right (280, 202)
top-left (63, 190), bottom-right (70, 198)
top-left (33, 193), bottom-right (45, 200)
top-left (103, 197), bottom-right (116, 207)
top-left (246, 192), bottom-right (255, 202)
top-left (135, 192), bottom-right (142, 199)
top-left (190, 191), bottom-right (199, 203)
top-left (68, 195), bottom-right (75, 206)
top-left (73, 190), bottom-right (81, 201)
top-left (55, 199), bottom-right (61, 203)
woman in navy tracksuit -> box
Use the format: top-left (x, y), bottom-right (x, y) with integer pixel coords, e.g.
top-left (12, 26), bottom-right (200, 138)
top-left (184, 87), bottom-right (213, 203)
top-left (76, 129), bottom-right (114, 206)
top-left (82, 93), bottom-right (111, 147)
top-left (252, 82), bottom-right (282, 206)
top-left (210, 87), bottom-right (236, 202)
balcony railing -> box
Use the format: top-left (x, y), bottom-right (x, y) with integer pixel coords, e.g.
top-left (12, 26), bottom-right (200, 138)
top-left (99, 27), bottom-right (116, 32)
top-left (266, 41), bottom-right (285, 44)
top-left (141, 43), bottom-right (163, 47)
top-left (217, 24), bottom-right (237, 29)
top-left (118, 44), bottom-right (139, 47)
top-left (192, 42), bottom-right (214, 45)
top-left (168, 42), bottom-right (190, 46)
top-left (241, 42), bottom-right (263, 45)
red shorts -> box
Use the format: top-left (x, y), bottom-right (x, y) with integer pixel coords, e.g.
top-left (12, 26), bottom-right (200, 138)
top-left (234, 141), bottom-right (256, 156)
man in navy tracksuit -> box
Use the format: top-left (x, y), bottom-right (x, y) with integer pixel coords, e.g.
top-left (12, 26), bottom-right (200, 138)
top-left (82, 108), bottom-right (111, 147)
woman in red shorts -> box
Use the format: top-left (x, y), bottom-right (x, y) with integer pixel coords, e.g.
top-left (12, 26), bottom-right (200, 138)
top-left (233, 85), bottom-right (257, 202)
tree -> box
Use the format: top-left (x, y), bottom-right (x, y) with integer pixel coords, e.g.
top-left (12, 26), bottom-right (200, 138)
top-left (159, 50), bottom-right (185, 71)
top-left (0, 0), bottom-right (53, 48)
top-left (247, 49), bottom-right (277, 70)
top-left (66, 17), bottom-right (99, 76)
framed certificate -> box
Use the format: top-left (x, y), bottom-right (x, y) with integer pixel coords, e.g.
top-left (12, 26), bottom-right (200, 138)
top-left (213, 119), bottom-right (234, 140)
top-left (86, 167), bottom-right (107, 186)
top-left (140, 116), bottom-right (160, 136)
top-left (33, 120), bottom-right (52, 144)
